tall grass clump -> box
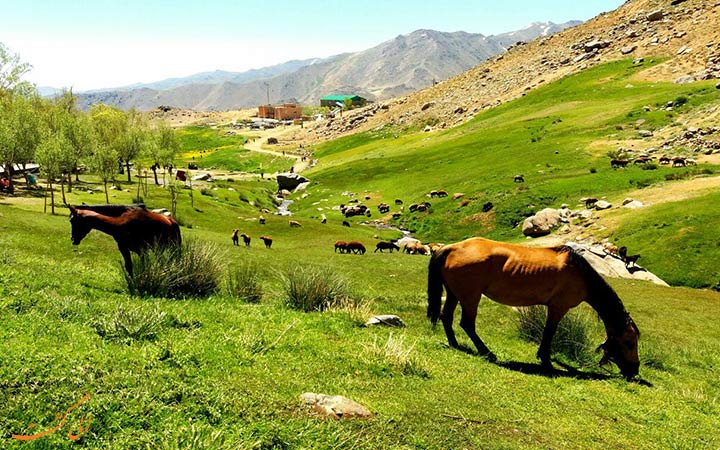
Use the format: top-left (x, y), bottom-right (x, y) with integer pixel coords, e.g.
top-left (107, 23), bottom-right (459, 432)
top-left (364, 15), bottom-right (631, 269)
top-left (364, 333), bottom-right (428, 377)
top-left (515, 305), bottom-right (597, 364)
top-left (225, 262), bottom-right (263, 303)
top-left (94, 305), bottom-right (167, 343)
top-left (282, 266), bottom-right (354, 312)
top-left (124, 240), bottom-right (223, 298)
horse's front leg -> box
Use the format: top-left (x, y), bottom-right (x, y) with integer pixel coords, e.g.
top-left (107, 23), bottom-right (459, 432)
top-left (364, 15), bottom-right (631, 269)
top-left (119, 246), bottom-right (133, 276)
top-left (536, 305), bottom-right (569, 368)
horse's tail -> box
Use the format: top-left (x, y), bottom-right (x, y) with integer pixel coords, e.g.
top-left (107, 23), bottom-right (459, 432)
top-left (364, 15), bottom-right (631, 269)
top-left (427, 246), bottom-right (449, 325)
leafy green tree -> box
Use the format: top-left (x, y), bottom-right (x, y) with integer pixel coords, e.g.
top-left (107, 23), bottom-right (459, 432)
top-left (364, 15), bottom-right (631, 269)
top-left (0, 94), bottom-right (44, 190)
top-left (90, 104), bottom-right (125, 202)
top-left (35, 132), bottom-right (72, 214)
top-left (154, 123), bottom-right (179, 186)
top-left (119, 109), bottom-right (148, 184)
top-left (0, 42), bottom-right (33, 96)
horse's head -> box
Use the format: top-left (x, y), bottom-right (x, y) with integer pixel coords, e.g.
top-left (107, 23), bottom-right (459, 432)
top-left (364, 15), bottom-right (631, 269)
top-left (598, 315), bottom-right (640, 379)
top-left (69, 206), bottom-right (92, 245)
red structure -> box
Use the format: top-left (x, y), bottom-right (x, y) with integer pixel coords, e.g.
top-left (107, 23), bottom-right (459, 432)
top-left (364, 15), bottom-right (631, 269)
top-left (257, 104), bottom-right (303, 120)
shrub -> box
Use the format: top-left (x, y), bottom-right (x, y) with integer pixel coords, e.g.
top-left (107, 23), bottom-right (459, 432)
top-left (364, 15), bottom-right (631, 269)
top-left (515, 305), bottom-right (597, 364)
top-left (589, 167), bottom-right (597, 174)
top-left (674, 96), bottom-right (689, 107)
top-left (281, 266), bottom-right (354, 312)
top-left (640, 162), bottom-right (658, 170)
top-left (225, 262), bottom-right (263, 303)
top-left (94, 305), bottom-right (167, 343)
top-left (124, 240), bottom-right (223, 298)
top-left (200, 188), bottom-right (215, 197)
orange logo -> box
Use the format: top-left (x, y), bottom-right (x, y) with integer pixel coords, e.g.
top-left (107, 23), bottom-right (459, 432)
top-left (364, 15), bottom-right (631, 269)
top-left (12, 394), bottom-right (92, 441)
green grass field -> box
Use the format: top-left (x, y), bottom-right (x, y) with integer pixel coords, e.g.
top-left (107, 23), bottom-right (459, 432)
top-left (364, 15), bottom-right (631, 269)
top-left (2, 59), bottom-right (720, 448)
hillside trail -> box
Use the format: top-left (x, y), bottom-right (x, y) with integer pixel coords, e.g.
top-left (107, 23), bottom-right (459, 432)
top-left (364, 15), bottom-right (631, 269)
top-left (243, 125), bottom-right (310, 173)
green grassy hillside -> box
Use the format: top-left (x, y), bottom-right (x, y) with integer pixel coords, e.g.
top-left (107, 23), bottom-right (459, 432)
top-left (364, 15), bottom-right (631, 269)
top-left (301, 60), bottom-right (720, 288)
top-left (2, 184), bottom-right (720, 448)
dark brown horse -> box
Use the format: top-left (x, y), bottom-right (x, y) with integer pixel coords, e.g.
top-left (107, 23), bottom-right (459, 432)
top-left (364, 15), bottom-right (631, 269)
top-left (259, 235), bottom-right (273, 249)
top-left (428, 237), bottom-right (640, 379)
top-left (69, 204), bottom-right (181, 275)
top-left (375, 241), bottom-right (400, 253)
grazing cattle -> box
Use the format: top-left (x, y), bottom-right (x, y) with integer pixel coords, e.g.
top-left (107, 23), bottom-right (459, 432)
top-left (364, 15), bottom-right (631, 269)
top-left (482, 202), bottom-right (494, 213)
top-left (611, 159), bottom-right (630, 168)
top-left (346, 241), bottom-right (366, 254)
top-left (394, 199), bottom-right (403, 205)
top-left (672, 157), bottom-right (686, 167)
top-left (259, 235), bottom-right (273, 249)
top-left (259, 215), bottom-right (266, 225)
top-left (377, 203), bottom-right (390, 213)
top-left (231, 229), bottom-right (239, 246)
top-left (618, 246), bottom-right (641, 268)
top-left (342, 220), bottom-right (350, 227)
top-left (513, 175), bottom-right (525, 183)
top-left (334, 240), bottom-right (348, 253)
top-left (240, 233), bottom-right (251, 247)
top-left (633, 156), bottom-right (652, 165)
top-left (585, 198), bottom-right (598, 209)
top-left (428, 237), bottom-right (641, 379)
top-left (289, 220), bottom-right (302, 228)
top-left (342, 204), bottom-right (368, 217)
top-left (658, 156), bottom-right (671, 165)
top-left (69, 204), bottom-right (181, 276)
top-left (375, 241), bottom-right (401, 253)
top-left (408, 204), bottom-right (419, 212)
top-left (686, 158), bottom-right (697, 166)
top-left (416, 204), bottom-right (428, 212)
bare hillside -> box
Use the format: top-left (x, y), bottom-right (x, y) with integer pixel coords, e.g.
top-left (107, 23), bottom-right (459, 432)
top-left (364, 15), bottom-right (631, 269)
top-left (307, 0), bottom-right (720, 141)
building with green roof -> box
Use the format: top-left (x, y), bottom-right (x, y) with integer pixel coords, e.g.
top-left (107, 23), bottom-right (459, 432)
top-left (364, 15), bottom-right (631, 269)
top-left (320, 95), bottom-right (367, 108)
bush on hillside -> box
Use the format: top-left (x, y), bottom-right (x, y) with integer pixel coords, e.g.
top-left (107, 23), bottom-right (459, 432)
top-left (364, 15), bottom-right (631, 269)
top-left (515, 305), bottom-right (596, 365)
top-left (124, 240), bottom-right (223, 298)
top-left (282, 266), bottom-right (357, 312)
top-left (225, 262), bottom-right (263, 303)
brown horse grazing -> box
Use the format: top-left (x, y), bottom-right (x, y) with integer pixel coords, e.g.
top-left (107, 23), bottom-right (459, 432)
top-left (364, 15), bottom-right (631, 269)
top-left (69, 204), bottom-right (181, 276)
top-left (231, 229), bottom-right (239, 246)
top-left (240, 233), bottom-right (251, 247)
top-left (428, 237), bottom-right (640, 379)
top-left (259, 235), bottom-right (273, 249)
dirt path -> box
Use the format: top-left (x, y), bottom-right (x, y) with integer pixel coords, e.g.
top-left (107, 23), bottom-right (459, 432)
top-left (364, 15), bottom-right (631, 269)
top-left (244, 125), bottom-right (310, 173)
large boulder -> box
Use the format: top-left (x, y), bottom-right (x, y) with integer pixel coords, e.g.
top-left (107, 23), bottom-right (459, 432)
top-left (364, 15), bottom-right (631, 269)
top-left (564, 242), bottom-right (668, 286)
top-left (522, 208), bottom-right (561, 237)
top-left (277, 173), bottom-right (309, 192)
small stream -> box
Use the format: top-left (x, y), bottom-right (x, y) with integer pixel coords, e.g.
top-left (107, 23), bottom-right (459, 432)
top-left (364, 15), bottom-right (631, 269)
top-left (277, 199), bottom-right (294, 216)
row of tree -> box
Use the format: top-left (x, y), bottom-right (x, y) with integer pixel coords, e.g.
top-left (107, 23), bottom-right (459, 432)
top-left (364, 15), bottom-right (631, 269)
top-left (0, 43), bottom-right (181, 213)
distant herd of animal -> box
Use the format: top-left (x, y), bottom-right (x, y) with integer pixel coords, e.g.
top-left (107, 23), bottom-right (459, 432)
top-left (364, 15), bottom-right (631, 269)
top-left (610, 154), bottom-right (696, 168)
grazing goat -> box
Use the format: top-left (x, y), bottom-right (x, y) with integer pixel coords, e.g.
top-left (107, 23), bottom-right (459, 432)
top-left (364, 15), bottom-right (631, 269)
top-left (259, 235), bottom-right (272, 249)
top-left (618, 246), bottom-right (641, 268)
top-left (289, 220), bottom-right (302, 228)
top-left (346, 241), bottom-right (366, 254)
top-left (334, 240), bottom-right (348, 253)
top-left (240, 233), bottom-right (251, 247)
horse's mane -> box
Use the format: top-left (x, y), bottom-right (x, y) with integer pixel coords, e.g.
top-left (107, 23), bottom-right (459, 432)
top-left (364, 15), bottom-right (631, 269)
top-left (75, 204), bottom-right (147, 217)
top-left (559, 245), bottom-right (630, 333)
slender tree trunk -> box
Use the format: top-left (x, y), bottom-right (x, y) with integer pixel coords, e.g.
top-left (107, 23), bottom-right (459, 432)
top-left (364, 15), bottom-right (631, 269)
top-left (50, 181), bottom-right (56, 215)
top-left (104, 180), bottom-right (109, 204)
top-left (126, 160), bottom-right (132, 183)
top-left (68, 168), bottom-right (73, 193)
top-left (60, 176), bottom-right (67, 206)
top-left (43, 181), bottom-right (48, 213)
top-left (152, 166), bottom-right (158, 185)
top-left (136, 170), bottom-right (141, 201)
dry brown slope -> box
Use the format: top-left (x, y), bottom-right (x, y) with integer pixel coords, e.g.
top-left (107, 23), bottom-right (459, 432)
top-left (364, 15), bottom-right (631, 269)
top-left (305, 0), bottom-right (720, 142)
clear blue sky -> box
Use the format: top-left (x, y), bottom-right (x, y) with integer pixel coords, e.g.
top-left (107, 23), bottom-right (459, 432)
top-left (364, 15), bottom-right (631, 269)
top-left (1, 0), bottom-right (624, 90)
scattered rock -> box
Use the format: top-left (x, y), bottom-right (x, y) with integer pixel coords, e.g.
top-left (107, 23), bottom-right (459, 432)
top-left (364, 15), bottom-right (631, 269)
top-left (646, 10), bottom-right (664, 22)
top-left (675, 75), bottom-right (696, 84)
top-left (623, 200), bottom-right (645, 209)
top-left (522, 208), bottom-right (561, 237)
top-left (620, 45), bottom-right (637, 55)
top-left (277, 173), bottom-right (309, 192)
top-left (638, 130), bottom-right (654, 138)
top-left (364, 315), bottom-right (406, 327)
top-left (267, 137), bottom-right (278, 145)
top-left (452, 192), bottom-right (465, 200)
top-left (584, 40), bottom-right (610, 52)
top-left (565, 242), bottom-right (668, 286)
top-left (300, 393), bottom-right (372, 419)
top-left (421, 102), bottom-right (435, 111)
top-left (594, 200), bottom-right (612, 210)
top-left (423, 125), bottom-right (432, 132)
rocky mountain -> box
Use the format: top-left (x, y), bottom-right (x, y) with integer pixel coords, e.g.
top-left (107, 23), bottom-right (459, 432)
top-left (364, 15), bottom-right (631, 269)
top-left (75, 22), bottom-right (579, 111)
top-left (307, 0), bottom-right (720, 141)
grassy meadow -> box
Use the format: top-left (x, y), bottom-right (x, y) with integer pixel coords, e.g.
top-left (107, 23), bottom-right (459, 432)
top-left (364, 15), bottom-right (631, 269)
top-left (2, 58), bottom-right (720, 448)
